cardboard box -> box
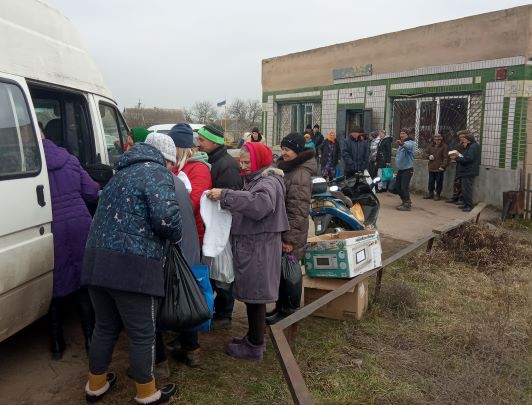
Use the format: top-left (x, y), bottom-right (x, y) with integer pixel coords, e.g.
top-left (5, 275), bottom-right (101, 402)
top-left (304, 230), bottom-right (382, 278)
top-left (303, 275), bottom-right (368, 320)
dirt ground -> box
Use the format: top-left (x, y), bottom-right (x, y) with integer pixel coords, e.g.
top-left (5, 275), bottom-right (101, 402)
top-left (0, 193), bottom-right (497, 404)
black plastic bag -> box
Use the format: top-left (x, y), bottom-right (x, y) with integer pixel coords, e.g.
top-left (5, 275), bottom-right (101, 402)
top-left (157, 245), bottom-right (211, 331)
top-left (277, 254), bottom-right (303, 312)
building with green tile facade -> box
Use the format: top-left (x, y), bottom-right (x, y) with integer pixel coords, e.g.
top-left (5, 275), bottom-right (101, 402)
top-left (261, 6), bottom-right (532, 207)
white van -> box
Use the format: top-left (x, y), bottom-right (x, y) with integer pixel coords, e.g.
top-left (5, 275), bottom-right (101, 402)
top-left (0, 0), bottom-right (129, 342)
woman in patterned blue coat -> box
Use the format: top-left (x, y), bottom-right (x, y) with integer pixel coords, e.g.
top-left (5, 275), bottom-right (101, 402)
top-left (81, 142), bottom-right (182, 404)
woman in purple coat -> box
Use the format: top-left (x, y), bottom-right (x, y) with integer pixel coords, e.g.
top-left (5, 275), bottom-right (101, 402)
top-left (43, 135), bottom-right (99, 360)
top-left (208, 142), bottom-right (289, 361)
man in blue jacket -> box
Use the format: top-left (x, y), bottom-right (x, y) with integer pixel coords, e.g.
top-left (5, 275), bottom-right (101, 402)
top-left (342, 126), bottom-right (369, 176)
top-left (395, 129), bottom-right (416, 211)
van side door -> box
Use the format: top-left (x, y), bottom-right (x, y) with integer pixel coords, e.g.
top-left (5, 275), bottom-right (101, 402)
top-left (0, 75), bottom-right (54, 342)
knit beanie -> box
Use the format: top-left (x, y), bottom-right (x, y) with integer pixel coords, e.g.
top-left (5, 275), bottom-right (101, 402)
top-left (145, 133), bottom-right (177, 164)
top-left (281, 132), bottom-right (305, 154)
top-left (243, 142), bottom-right (273, 173)
top-left (131, 127), bottom-right (149, 143)
top-left (168, 123), bottom-right (195, 148)
top-left (198, 124), bottom-right (225, 145)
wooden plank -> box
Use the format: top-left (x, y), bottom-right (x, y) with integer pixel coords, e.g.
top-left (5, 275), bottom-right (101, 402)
top-left (526, 174), bottom-right (531, 220)
top-left (433, 202), bottom-right (486, 234)
top-left (373, 268), bottom-right (384, 303)
top-left (269, 325), bottom-right (314, 405)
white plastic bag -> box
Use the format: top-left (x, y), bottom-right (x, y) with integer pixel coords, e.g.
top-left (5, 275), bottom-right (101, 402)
top-left (200, 191), bottom-right (232, 257)
top-left (209, 240), bottom-right (234, 284)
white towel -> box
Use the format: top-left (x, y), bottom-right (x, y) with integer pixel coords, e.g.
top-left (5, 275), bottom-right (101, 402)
top-left (200, 191), bottom-right (232, 257)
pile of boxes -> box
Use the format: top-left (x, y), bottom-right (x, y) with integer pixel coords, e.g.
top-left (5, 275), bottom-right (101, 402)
top-left (302, 230), bottom-right (382, 320)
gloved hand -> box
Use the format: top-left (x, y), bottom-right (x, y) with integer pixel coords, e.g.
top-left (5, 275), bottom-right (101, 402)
top-left (429, 155), bottom-right (435, 161)
top-left (438, 167), bottom-right (445, 172)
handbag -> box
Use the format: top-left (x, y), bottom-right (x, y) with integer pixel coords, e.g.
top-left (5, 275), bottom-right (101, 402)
top-left (157, 245), bottom-right (211, 331)
top-left (209, 240), bottom-right (235, 284)
top-left (381, 167), bottom-right (394, 181)
top-left (388, 175), bottom-right (398, 194)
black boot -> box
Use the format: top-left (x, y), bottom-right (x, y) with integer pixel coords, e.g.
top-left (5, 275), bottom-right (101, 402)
top-left (77, 289), bottom-right (95, 354)
top-left (49, 298), bottom-right (65, 360)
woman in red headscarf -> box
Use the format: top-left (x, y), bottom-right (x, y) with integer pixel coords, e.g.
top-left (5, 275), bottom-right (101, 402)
top-left (207, 142), bottom-right (289, 361)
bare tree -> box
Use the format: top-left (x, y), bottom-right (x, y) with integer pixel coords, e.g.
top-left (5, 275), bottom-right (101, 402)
top-left (246, 99), bottom-right (262, 130)
top-left (227, 98), bottom-right (262, 132)
top-left (190, 101), bottom-right (218, 124)
top-left (183, 107), bottom-right (193, 123)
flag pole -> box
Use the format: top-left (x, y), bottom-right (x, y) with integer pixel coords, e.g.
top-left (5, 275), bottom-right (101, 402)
top-left (224, 98), bottom-right (227, 136)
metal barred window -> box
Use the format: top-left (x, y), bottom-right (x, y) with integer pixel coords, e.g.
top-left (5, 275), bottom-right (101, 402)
top-left (391, 93), bottom-right (483, 151)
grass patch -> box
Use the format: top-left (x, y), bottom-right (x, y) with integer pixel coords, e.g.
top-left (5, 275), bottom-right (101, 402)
top-left (102, 224), bottom-right (531, 405)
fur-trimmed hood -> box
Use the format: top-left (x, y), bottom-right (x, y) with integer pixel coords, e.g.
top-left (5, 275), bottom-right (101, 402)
top-left (261, 167), bottom-right (284, 178)
top-left (276, 148), bottom-right (315, 173)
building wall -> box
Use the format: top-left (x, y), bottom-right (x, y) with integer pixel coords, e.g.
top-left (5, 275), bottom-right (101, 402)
top-left (262, 6), bottom-right (532, 92)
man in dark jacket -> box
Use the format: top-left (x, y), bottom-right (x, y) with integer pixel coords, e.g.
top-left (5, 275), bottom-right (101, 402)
top-left (423, 134), bottom-right (448, 200)
top-left (82, 142), bottom-right (181, 404)
top-left (197, 124), bottom-right (243, 329)
top-left (453, 132), bottom-right (480, 212)
top-left (312, 124), bottom-right (324, 162)
top-left (342, 127), bottom-right (369, 176)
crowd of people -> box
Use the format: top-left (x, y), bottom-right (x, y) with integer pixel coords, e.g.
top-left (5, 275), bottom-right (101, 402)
top-left (41, 120), bottom-right (479, 403)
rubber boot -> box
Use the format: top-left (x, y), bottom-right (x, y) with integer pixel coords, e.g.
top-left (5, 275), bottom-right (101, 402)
top-left (225, 337), bottom-right (264, 362)
top-left (49, 298), bottom-right (65, 360)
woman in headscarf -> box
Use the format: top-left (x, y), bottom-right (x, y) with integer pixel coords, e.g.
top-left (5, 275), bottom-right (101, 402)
top-left (207, 142), bottom-right (289, 361)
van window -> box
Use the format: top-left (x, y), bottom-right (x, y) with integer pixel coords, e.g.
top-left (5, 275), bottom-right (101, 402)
top-left (32, 89), bottom-right (94, 165)
top-left (0, 82), bottom-right (41, 179)
top-left (99, 103), bottom-right (127, 164)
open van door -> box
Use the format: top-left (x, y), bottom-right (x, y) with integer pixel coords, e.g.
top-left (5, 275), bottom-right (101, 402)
top-left (0, 74), bottom-right (54, 342)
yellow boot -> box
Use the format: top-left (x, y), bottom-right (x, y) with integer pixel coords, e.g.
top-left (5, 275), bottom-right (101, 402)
top-left (85, 371), bottom-right (117, 403)
top-left (134, 379), bottom-right (177, 404)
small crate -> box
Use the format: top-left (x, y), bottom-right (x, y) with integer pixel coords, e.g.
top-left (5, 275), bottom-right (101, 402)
top-left (305, 230), bottom-right (382, 278)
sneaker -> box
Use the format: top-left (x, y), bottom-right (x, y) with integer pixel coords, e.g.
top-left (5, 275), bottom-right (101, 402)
top-left (226, 337), bottom-right (264, 362)
top-left (462, 207), bottom-right (473, 212)
top-left (445, 198), bottom-right (457, 203)
top-left (423, 194), bottom-right (434, 199)
top-left (457, 204), bottom-right (465, 209)
top-left (265, 309), bottom-right (278, 318)
top-left (396, 204), bottom-right (411, 211)
top-left (211, 317), bottom-right (232, 330)
top-left (86, 373), bottom-right (117, 403)
top-left (134, 383), bottom-right (177, 405)
top-left (433, 195), bottom-right (441, 201)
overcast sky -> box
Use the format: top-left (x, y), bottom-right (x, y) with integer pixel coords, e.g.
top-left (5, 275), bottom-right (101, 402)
top-left (47, 0), bottom-right (530, 110)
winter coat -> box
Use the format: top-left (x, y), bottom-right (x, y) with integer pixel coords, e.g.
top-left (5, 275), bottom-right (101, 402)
top-left (376, 136), bottom-right (392, 168)
top-left (313, 131), bottom-right (324, 155)
top-left (456, 142), bottom-right (481, 177)
top-left (424, 142), bottom-right (449, 172)
top-left (220, 168), bottom-right (289, 304)
top-left (320, 140), bottom-right (340, 168)
top-left (342, 136), bottom-right (369, 173)
top-left (207, 145), bottom-right (243, 190)
top-left (82, 143), bottom-right (182, 297)
top-left (395, 139), bottom-right (416, 170)
top-left (173, 176), bottom-right (201, 267)
top-left (43, 139), bottom-right (99, 298)
top-left (176, 160), bottom-right (212, 247)
top-left (276, 149), bottom-right (317, 260)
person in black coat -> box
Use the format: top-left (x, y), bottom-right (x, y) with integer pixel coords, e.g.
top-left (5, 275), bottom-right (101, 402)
top-left (375, 130), bottom-right (392, 191)
top-left (342, 127), bottom-right (369, 175)
top-left (452, 132), bottom-right (480, 212)
top-left (197, 124), bottom-right (243, 329)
